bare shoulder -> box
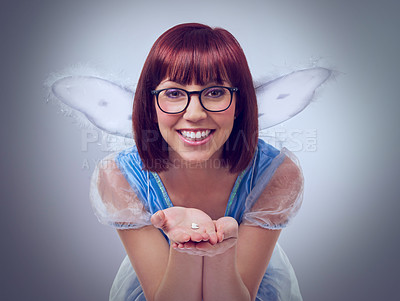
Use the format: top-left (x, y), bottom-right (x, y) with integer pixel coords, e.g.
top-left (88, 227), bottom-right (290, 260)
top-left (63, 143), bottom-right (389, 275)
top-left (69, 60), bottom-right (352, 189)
top-left (96, 155), bottom-right (137, 209)
top-left (269, 156), bottom-right (303, 189)
top-left (253, 156), bottom-right (303, 209)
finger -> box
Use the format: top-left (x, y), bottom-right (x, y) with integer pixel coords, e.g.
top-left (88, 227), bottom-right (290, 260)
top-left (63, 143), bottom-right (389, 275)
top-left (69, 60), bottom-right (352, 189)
top-left (216, 222), bottom-right (224, 243)
top-left (150, 210), bottom-right (166, 229)
top-left (170, 231), bottom-right (191, 244)
top-left (207, 230), bottom-right (218, 245)
top-left (195, 241), bottom-right (214, 251)
top-left (174, 244), bottom-right (189, 251)
top-left (200, 221), bottom-right (216, 245)
top-left (173, 243), bottom-right (203, 254)
top-left (189, 231), bottom-right (205, 242)
top-left (196, 239), bottom-right (236, 256)
top-left (211, 220), bottom-right (222, 242)
top-left (201, 232), bottom-right (210, 241)
top-left (217, 217), bottom-right (238, 239)
top-left (183, 241), bottom-right (196, 249)
top-left (193, 228), bottom-right (209, 242)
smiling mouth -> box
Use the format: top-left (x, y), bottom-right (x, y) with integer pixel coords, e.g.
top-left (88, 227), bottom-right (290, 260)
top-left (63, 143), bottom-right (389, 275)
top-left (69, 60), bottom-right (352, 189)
top-left (178, 129), bottom-right (213, 141)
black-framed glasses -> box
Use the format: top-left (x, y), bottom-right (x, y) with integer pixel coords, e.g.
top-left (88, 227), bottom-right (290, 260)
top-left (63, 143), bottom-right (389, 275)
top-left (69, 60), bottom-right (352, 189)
top-left (151, 86), bottom-right (238, 114)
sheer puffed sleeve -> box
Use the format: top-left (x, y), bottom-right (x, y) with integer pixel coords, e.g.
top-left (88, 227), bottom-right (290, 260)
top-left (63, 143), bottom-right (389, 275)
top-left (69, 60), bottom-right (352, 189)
top-left (241, 148), bottom-right (304, 229)
top-left (89, 153), bottom-right (152, 229)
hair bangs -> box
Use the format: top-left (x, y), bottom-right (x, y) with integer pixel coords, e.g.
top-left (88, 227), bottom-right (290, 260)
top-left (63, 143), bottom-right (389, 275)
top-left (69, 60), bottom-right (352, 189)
top-left (159, 34), bottom-right (233, 86)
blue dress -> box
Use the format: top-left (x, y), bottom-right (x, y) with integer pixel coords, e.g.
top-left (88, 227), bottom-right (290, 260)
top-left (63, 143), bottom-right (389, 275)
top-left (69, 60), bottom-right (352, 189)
top-left (90, 140), bottom-right (304, 301)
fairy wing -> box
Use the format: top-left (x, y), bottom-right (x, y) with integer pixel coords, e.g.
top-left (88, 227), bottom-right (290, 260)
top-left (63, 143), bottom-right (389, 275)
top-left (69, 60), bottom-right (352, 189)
top-left (256, 67), bottom-right (332, 129)
top-left (51, 76), bottom-right (134, 138)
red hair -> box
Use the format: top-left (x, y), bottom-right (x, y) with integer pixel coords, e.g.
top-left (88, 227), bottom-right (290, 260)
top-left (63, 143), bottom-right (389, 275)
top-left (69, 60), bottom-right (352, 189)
top-left (133, 23), bottom-right (258, 172)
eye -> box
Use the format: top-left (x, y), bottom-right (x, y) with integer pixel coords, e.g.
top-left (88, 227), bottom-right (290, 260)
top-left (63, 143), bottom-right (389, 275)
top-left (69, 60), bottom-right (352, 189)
top-left (164, 88), bottom-right (186, 98)
top-left (203, 87), bottom-right (226, 98)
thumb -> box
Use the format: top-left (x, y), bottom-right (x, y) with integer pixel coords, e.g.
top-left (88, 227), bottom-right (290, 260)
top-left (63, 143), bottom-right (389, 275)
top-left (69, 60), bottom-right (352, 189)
top-left (151, 210), bottom-right (166, 229)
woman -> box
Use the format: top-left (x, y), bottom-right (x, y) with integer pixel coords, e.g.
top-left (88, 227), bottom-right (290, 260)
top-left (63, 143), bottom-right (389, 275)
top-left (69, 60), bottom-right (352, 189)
top-left (90, 23), bottom-right (304, 301)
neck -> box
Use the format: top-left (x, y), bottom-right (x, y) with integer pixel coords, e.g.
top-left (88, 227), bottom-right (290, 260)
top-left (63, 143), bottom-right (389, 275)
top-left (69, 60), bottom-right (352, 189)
top-left (158, 155), bottom-right (239, 213)
top-left (167, 158), bottom-right (230, 182)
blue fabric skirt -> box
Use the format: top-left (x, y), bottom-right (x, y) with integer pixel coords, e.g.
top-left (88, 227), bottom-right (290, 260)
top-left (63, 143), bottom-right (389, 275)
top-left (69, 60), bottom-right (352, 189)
top-left (109, 243), bottom-right (302, 301)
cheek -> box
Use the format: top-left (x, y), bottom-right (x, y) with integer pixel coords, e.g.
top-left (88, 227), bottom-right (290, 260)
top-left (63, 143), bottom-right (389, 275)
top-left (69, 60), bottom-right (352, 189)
top-left (156, 109), bottom-right (179, 134)
top-left (222, 102), bottom-right (236, 127)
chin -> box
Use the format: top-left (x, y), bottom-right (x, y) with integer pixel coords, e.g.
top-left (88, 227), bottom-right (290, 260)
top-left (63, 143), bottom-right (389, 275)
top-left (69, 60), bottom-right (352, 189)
top-left (171, 151), bottom-right (223, 168)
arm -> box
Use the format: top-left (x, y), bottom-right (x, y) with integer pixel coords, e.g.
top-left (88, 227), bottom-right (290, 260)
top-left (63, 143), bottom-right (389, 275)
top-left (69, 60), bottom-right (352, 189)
top-left (202, 225), bottom-right (281, 301)
top-left (97, 160), bottom-right (205, 301)
top-left (173, 218), bottom-right (281, 301)
top-left (118, 205), bottom-right (227, 300)
top-left (118, 205), bottom-right (224, 300)
top-left (117, 226), bottom-right (203, 301)
top-left (201, 156), bottom-right (302, 300)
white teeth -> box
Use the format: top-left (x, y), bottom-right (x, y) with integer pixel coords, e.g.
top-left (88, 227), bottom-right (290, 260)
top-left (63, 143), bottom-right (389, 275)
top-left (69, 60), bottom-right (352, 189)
top-left (180, 130), bottom-right (211, 141)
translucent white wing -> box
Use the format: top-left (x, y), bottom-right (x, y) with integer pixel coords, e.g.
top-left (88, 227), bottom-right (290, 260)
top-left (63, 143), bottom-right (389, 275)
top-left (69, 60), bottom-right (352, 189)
top-left (256, 67), bottom-right (331, 129)
top-left (51, 76), bottom-right (134, 138)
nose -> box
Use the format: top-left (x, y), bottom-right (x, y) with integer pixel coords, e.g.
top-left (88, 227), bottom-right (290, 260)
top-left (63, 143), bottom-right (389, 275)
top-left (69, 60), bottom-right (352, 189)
top-left (183, 94), bottom-right (207, 122)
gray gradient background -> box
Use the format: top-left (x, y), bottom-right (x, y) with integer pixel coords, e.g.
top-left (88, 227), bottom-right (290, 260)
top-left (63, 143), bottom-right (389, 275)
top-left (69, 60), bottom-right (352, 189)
top-left (1, 0), bottom-right (399, 300)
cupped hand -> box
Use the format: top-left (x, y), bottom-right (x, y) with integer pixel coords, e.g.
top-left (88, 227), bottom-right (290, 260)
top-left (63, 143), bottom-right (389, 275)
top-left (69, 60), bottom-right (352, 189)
top-left (151, 207), bottom-right (218, 245)
top-left (172, 216), bottom-right (238, 257)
